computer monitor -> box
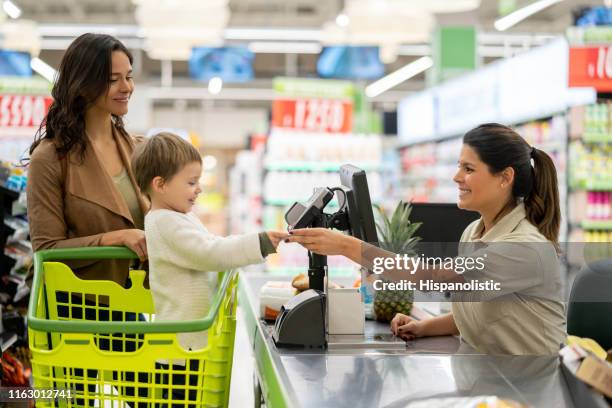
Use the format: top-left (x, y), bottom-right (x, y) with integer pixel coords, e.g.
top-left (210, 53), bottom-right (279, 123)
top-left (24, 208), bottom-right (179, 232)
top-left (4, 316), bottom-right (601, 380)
top-left (408, 203), bottom-right (480, 258)
top-left (339, 165), bottom-right (379, 246)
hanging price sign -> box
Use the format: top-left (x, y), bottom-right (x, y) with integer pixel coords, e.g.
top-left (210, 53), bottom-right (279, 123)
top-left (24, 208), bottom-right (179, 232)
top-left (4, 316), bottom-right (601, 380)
top-left (0, 94), bottom-right (53, 128)
top-left (272, 77), bottom-right (354, 133)
top-left (569, 46), bottom-right (612, 91)
top-left (272, 98), bottom-right (352, 133)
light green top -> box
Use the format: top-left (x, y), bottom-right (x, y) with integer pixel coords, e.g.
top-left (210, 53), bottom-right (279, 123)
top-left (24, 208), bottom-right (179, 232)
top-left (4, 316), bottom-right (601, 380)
top-left (452, 203), bottom-right (566, 355)
top-left (112, 169), bottom-right (144, 230)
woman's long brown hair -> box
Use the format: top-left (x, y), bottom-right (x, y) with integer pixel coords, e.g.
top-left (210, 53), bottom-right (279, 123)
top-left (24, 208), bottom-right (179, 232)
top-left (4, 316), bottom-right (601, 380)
top-left (28, 33), bottom-right (133, 162)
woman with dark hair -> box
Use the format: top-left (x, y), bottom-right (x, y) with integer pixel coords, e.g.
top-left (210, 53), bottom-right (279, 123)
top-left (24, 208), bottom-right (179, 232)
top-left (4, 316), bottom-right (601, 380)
top-left (27, 33), bottom-right (148, 285)
top-left (287, 123), bottom-right (566, 355)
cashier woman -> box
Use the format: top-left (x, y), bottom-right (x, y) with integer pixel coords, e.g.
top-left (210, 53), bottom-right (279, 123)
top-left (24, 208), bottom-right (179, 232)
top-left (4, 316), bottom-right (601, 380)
top-left (286, 123), bottom-right (567, 355)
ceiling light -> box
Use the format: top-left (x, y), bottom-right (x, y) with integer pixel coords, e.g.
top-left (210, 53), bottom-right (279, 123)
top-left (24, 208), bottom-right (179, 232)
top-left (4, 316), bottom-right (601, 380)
top-left (203, 155), bottom-right (217, 170)
top-left (30, 58), bottom-right (57, 82)
top-left (3, 0), bottom-right (21, 19)
top-left (365, 56), bottom-right (433, 98)
top-left (208, 77), bottom-right (223, 95)
top-left (335, 13), bottom-right (350, 27)
top-left (224, 27), bottom-right (322, 42)
top-left (494, 0), bottom-right (563, 31)
top-left (248, 41), bottom-right (321, 54)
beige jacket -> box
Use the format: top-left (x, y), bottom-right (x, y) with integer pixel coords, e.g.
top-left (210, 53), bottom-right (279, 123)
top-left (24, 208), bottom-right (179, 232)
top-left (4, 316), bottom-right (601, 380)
top-left (27, 127), bottom-right (148, 285)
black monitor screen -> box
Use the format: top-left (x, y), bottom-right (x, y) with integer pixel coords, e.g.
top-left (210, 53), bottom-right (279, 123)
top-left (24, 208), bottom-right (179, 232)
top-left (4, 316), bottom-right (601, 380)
top-left (408, 203), bottom-right (480, 258)
top-left (339, 165), bottom-right (379, 245)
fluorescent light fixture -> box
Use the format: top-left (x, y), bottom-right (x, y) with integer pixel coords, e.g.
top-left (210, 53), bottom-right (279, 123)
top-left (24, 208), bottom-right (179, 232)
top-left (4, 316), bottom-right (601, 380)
top-left (224, 27), bottom-right (322, 42)
top-left (248, 41), bottom-right (321, 54)
top-left (208, 77), bottom-right (223, 95)
top-left (494, 0), bottom-right (563, 31)
top-left (3, 0), bottom-right (21, 19)
top-left (365, 56), bottom-right (433, 98)
top-left (30, 58), bottom-right (57, 83)
top-left (38, 24), bottom-right (141, 37)
top-left (335, 13), bottom-right (350, 27)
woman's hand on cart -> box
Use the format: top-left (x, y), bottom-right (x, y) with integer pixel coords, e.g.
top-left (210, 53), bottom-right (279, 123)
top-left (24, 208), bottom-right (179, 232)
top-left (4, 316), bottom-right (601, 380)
top-left (101, 229), bottom-right (148, 261)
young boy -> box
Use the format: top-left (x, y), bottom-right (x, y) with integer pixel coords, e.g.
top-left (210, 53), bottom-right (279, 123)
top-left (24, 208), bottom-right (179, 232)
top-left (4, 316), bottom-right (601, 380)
top-left (132, 132), bottom-right (286, 349)
top-left (132, 132), bottom-right (287, 404)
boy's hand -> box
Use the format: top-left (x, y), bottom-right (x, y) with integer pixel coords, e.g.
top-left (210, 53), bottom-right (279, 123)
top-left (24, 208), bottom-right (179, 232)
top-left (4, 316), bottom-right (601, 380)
top-left (266, 231), bottom-right (289, 249)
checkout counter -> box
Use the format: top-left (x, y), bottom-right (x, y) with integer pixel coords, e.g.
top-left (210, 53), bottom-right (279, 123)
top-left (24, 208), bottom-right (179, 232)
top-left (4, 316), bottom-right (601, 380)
top-left (239, 274), bottom-right (589, 408)
top-left (240, 165), bottom-right (608, 407)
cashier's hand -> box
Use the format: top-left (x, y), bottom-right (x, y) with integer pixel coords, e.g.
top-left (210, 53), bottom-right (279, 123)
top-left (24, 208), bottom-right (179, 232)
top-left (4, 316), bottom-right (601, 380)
top-left (390, 313), bottom-right (424, 341)
top-left (266, 231), bottom-right (289, 249)
top-left (284, 228), bottom-right (351, 256)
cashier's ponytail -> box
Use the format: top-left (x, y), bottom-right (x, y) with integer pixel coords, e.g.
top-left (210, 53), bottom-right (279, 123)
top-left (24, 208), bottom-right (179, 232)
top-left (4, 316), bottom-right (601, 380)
top-left (463, 124), bottom-right (560, 246)
top-left (525, 147), bottom-right (561, 245)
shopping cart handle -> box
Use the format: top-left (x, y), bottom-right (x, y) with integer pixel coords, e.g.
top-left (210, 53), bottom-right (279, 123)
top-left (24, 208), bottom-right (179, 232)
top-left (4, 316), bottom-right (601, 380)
top-left (33, 246), bottom-right (140, 262)
top-left (27, 247), bottom-right (237, 334)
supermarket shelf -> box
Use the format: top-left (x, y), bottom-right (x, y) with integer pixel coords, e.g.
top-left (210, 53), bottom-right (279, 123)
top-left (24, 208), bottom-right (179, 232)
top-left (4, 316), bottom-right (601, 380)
top-left (264, 199), bottom-right (341, 209)
top-left (582, 133), bottom-right (612, 144)
top-left (571, 180), bottom-right (612, 191)
top-left (0, 185), bottom-right (20, 200)
top-left (400, 175), bottom-right (437, 183)
top-left (264, 200), bottom-right (293, 206)
top-left (533, 141), bottom-right (565, 151)
top-left (264, 161), bottom-right (381, 172)
top-left (1, 332), bottom-right (18, 352)
top-left (581, 220), bottom-right (612, 230)
top-left (0, 127), bottom-right (39, 139)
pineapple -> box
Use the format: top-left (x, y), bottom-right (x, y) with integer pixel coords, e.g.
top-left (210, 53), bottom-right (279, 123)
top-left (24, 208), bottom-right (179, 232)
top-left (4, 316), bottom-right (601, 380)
top-left (372, 201), bottom-right (421, 323)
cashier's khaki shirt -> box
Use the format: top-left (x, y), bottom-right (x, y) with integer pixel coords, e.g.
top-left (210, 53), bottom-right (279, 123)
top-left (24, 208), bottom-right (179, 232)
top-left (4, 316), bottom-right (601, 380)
top-left (451, 203), bottom-right (566, 355)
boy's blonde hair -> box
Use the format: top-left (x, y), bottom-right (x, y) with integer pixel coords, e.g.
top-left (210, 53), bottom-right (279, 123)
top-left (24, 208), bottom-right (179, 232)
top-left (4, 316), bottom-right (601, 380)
top-left (131, 132), bottom-right (201, 196)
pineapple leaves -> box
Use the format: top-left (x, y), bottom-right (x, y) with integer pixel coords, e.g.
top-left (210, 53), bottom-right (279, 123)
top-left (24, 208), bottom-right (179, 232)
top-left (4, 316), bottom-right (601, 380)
top-left (374, 201), bottom-right (422, 255)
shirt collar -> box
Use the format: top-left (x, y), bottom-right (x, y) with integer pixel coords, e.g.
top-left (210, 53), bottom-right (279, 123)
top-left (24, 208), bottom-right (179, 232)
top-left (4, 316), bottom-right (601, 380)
top-left (471, 202), bottom-right (527, 242)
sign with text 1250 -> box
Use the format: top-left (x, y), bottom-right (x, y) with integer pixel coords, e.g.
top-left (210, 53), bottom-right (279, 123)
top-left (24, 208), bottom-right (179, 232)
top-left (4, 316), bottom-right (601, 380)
top-left (272, 98), bottom-right (353, 133)
top-left (0, 94), bottom-right (53, 128)
top-left (569, 46), bottom-right (612, 91)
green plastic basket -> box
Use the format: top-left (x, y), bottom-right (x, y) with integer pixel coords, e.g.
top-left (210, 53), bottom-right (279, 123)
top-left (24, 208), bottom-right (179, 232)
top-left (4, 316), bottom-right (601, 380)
top-left (27, 247), bottom-right (238, 407)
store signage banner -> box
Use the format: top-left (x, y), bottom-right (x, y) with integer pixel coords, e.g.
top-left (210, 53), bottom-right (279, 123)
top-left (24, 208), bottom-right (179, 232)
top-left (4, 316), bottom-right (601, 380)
top-left (0, 77), bottom-right (52, 95)
top-left (272, 77), bottom-right (354, 133)
top-left (0, 94), bottom-right (53, 128)
top-left (397, 91), bottom-right (436, 143)
top-left (498, 37), bottom-right (568, 124)
top-left (399, 38), bottom-right (572, 143)
top-left (437, 65), bottom-right (498, 137)
top-left (569, 46), bottom-right (612, 91)
top-left (272, 98), bottom-right (353, 133)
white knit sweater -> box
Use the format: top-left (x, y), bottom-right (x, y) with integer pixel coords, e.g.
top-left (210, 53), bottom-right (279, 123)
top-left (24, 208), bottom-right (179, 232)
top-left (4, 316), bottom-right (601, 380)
top-left (145, 209), bottom-right (264, 351)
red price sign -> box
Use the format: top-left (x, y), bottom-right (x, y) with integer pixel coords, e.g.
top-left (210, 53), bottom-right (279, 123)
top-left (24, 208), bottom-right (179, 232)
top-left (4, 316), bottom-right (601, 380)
top-left (0, 95), bottom-right (53, 128)
top-left (569, 46), bottom-right (612, 91)
top-left (272, 98), bottom-right (353, 133)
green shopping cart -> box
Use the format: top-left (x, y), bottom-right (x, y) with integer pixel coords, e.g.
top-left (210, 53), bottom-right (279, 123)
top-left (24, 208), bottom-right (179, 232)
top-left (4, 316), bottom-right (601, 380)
top-left (27, 247), bottom-right (238, 407)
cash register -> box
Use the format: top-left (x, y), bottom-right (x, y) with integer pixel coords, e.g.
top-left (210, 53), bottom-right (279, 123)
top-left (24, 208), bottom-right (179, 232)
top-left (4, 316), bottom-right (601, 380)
top-left (272, 165), bottom-right (379, 349)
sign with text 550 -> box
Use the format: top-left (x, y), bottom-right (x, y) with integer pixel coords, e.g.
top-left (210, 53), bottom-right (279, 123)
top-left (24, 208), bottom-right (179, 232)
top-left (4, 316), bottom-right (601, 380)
top-left (272, 99), bottom-right (353, 133)
top-left (0, 95), bottom-right (53, 128)
top-left (569, 46), bottom-right (612, 91)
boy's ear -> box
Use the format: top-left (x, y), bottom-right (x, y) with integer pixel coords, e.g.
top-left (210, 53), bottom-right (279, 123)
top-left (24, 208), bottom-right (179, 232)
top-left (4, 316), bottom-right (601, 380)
top-left (151, 176), bottom-right (165, 193)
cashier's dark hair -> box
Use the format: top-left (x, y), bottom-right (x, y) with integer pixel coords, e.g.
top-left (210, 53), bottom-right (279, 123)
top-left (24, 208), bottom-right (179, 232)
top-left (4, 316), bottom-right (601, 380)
top-left (28, 33), bottom-right (133, 161)
top-left (463, 123), bottom-right (560, 246)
